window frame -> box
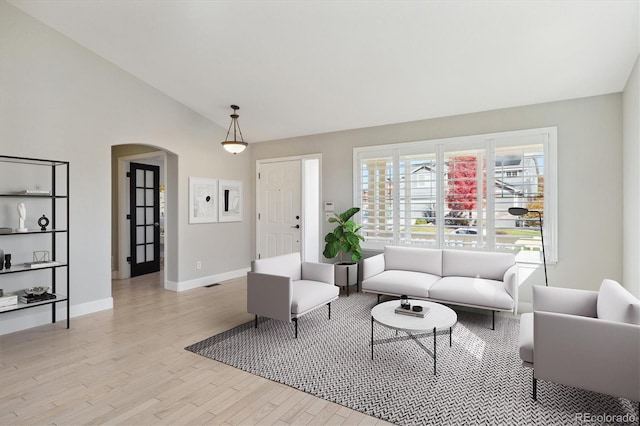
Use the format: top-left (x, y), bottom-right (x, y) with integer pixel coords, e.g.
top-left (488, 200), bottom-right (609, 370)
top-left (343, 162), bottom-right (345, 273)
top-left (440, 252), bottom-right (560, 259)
top-left (353, 127), bottom-right (558, 264)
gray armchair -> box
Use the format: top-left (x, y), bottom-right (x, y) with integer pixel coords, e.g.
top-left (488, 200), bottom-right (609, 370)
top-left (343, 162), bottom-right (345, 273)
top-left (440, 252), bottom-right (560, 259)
top-left (519, 280), bottom-right (640, 407)
top-left (247, 252), bottom-right (338, 338)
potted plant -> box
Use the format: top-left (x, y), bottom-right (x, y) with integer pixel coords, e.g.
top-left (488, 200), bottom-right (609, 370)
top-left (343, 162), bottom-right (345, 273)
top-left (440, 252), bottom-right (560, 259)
top-left (323, 207), bottom-right (364, 295)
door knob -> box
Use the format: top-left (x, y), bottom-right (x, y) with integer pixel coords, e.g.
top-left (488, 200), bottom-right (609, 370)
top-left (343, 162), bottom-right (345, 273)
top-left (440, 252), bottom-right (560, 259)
top-left (292, 224), bottom-right (300, 229)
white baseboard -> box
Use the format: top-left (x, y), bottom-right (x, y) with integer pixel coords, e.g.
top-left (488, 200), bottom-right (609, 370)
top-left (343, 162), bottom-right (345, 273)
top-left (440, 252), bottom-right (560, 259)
top-left (71, 297), bottom-right (114, 318)
top-left (168, 267), bottom-right (250, 292)
top-left (0, 296), bottom-right (113, 336)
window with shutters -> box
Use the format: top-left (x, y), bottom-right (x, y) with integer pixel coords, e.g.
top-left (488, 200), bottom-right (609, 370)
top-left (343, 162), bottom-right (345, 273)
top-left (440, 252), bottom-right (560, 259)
top-left (358, 152), bottom-right (394, 247)
top-left (353, 127), bottom-right (557, 264)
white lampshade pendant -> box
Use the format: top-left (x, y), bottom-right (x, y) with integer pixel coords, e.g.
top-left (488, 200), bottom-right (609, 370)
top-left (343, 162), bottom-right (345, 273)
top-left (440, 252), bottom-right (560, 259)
top-left (221, 105), bottom-right (248, 154)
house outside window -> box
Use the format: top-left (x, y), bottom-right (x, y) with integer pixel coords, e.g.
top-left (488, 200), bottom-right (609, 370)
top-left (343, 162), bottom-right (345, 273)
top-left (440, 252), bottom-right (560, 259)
top-left (353, 127), bottom-right (557, 264)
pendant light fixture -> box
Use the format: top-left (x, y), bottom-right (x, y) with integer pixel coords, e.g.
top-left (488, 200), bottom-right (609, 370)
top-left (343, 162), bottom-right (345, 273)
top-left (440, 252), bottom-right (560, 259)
top-left (221, 105), bottom-right (248, 154)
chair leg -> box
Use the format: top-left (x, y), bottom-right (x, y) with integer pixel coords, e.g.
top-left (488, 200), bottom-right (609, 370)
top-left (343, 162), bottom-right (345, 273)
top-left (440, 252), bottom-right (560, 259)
top-left (327, 303), bottom-right (331, 319)
top-left (377, 294), bottom-right (381, 304)
top-left (533, 375), bottom-right (537, 400)
top-left (254, 315), bottom-right (258, 328)
top-left (293, 317), bottom-right (298, 339)
top-left (492, 310), bottom-right (495, 330)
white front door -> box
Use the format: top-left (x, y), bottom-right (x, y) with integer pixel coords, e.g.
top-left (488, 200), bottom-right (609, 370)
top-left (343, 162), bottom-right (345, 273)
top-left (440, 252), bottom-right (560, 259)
top-left (257, 160), bottom-right (302, 259)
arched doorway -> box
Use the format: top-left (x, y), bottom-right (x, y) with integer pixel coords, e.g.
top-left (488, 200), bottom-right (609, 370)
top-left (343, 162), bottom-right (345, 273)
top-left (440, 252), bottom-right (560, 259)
top-left (111, 144), bottom-right (178, 290)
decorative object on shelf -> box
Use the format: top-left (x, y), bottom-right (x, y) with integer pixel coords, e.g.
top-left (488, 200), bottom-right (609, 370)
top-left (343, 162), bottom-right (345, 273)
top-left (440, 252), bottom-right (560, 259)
top-left (24, 286), bottom-right (49, 296)
top-left (33, 251), bottom-right (50, 263)
top-left (508, 206), bottom-right (548, 286)
top-left (0, 249), bottom-right (3, 271)
top-left (218, 180), bottom-right (243, 222)
top-left (25, 251), bottom-right (59, 269)
top-left (16, 202), bottom-right (27, 232)
top-left (38, 214), bottom-right (49, 231)
top-left (25, 251), bottom-right (57, 269)
top-left (0, 289), bottom-right (3, 297)
top-left (189, 177), bottom-right (218, 224)
top-left (4, 253), bottom-right (11, 269)
top-left (221, 105), bottom-right (248, 154)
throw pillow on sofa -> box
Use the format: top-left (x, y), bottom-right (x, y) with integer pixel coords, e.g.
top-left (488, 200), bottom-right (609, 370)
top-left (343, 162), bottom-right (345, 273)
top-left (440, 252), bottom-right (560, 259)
top-left (596, 279), bottom-right (640, 325)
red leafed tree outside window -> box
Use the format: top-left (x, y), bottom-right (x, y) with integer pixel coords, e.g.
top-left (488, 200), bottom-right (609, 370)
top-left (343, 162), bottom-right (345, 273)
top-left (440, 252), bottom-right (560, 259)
top-left (446, 156), bottom-right (486, 219)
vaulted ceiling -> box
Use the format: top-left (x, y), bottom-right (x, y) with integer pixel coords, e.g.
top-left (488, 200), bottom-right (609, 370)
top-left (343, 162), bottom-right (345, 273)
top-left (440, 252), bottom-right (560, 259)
top-left (8, 0), bottom-right (640, 142)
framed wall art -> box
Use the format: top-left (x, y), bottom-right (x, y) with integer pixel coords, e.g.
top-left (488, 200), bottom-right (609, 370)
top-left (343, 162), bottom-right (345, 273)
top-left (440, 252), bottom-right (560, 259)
top-left (189, 177), bottom-right (218, 223)
top-left (218, 180), bottom-right (243, 222)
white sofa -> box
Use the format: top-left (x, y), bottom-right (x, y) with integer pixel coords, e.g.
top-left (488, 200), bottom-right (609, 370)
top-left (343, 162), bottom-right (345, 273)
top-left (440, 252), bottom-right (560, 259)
top-left (247, 252), bottom-right (339, 338)
top-left (519, 281), bottom-right (640, 404)
top-left (362, 246), bottom-right (518, 329)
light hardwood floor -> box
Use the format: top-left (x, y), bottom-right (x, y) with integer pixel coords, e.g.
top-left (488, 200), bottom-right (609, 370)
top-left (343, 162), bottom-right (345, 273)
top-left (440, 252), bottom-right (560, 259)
top-left (0, 273), bottom-right (390, 425)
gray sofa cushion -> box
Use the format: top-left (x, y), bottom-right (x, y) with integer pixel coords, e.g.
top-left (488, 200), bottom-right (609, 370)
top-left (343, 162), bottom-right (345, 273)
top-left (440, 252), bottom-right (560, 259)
top-left (252, 252), bottom-right (302, 280)
top-left (362, 270), bottom-right (439, 299)
top-left (597, 279), bottom-right (640, 325)
top-left (291, 280), bottom-right (339, 315)
top-left (429, 276), bottom-right (515, 310)
top-left (385, 246), bottom-right (442, 276)
top-left (442, 249), bottom-right (514, 281)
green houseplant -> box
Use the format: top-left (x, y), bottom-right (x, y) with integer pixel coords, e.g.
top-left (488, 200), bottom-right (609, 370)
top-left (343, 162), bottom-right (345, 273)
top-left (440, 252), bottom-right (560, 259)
top-left (323, 207), bottom-right (364, 295)
top-left (323, 207), bottom-right (364, 262)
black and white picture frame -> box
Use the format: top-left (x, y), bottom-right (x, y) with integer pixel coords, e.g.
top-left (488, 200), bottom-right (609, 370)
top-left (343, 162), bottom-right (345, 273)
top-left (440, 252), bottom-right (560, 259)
top-left (189, 177), bottom-right (218, 223)
top-left (218, 180), bottom-right (243, 222)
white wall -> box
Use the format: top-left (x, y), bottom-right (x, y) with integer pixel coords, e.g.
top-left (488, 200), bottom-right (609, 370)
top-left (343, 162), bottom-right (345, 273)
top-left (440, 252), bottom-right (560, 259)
top-left (251, 94), bottom-right (624, 305)
top-left (0, 1), bottom-right (252, 334)
top-left (623, 54), bottom-right (640, 297)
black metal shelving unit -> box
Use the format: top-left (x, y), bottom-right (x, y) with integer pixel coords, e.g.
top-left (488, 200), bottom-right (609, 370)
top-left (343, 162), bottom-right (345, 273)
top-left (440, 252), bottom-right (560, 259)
top-left (0, 155), bottom-right (69, 329)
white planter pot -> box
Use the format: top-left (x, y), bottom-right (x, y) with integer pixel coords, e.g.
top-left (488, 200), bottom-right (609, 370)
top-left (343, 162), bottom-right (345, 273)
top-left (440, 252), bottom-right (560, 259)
top-left (335, 262), bottom-right (358, 296)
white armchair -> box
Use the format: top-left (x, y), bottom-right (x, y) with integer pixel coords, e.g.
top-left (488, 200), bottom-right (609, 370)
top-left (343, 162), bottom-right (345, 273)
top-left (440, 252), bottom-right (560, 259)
top-left (247, 252), bottom-right (339, 338)
top-left (519, 280), bottom-right (640, 406)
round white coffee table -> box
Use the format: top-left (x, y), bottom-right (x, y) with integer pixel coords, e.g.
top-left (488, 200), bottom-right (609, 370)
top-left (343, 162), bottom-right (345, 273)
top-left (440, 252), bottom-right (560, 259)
top-left (371, 299), bottom-right (457, 375)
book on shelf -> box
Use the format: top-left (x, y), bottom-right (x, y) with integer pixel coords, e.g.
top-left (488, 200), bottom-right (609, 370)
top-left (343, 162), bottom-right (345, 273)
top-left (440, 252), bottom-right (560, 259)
top-left (0, 304), bottom-right (19, 312)
top-left (24, 261), bottom-right (61, 269)
top-left (19, 189), bottom-right (51, 195)
top-left (0, 292), bottom-right (18, 307)
top-left (394, 306), bottom-right (430, 318)
top-left (19, 293), bottom-right (57, 304)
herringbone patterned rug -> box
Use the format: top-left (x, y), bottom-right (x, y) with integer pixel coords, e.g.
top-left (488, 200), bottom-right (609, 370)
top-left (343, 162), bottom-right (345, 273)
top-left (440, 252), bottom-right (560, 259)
top-left (186, 293), bottom-right (638, 425)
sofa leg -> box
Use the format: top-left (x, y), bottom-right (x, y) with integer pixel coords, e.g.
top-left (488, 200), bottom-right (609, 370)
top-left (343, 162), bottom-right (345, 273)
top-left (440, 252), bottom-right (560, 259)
top-left (293, 318), bottom-right (298, 339)
top-left (327, 303), bottom-right (331, 319)
top-left (254, 315), bottom-right (258, 329)
top-left (533, 375), bottom-right (537, 400)
top-left (492, 311), bottom-right (495, 330)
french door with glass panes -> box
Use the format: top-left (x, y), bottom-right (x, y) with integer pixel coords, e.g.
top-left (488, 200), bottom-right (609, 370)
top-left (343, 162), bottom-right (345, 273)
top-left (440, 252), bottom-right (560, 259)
top-left (129, 162), bottom-right (160, 277)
